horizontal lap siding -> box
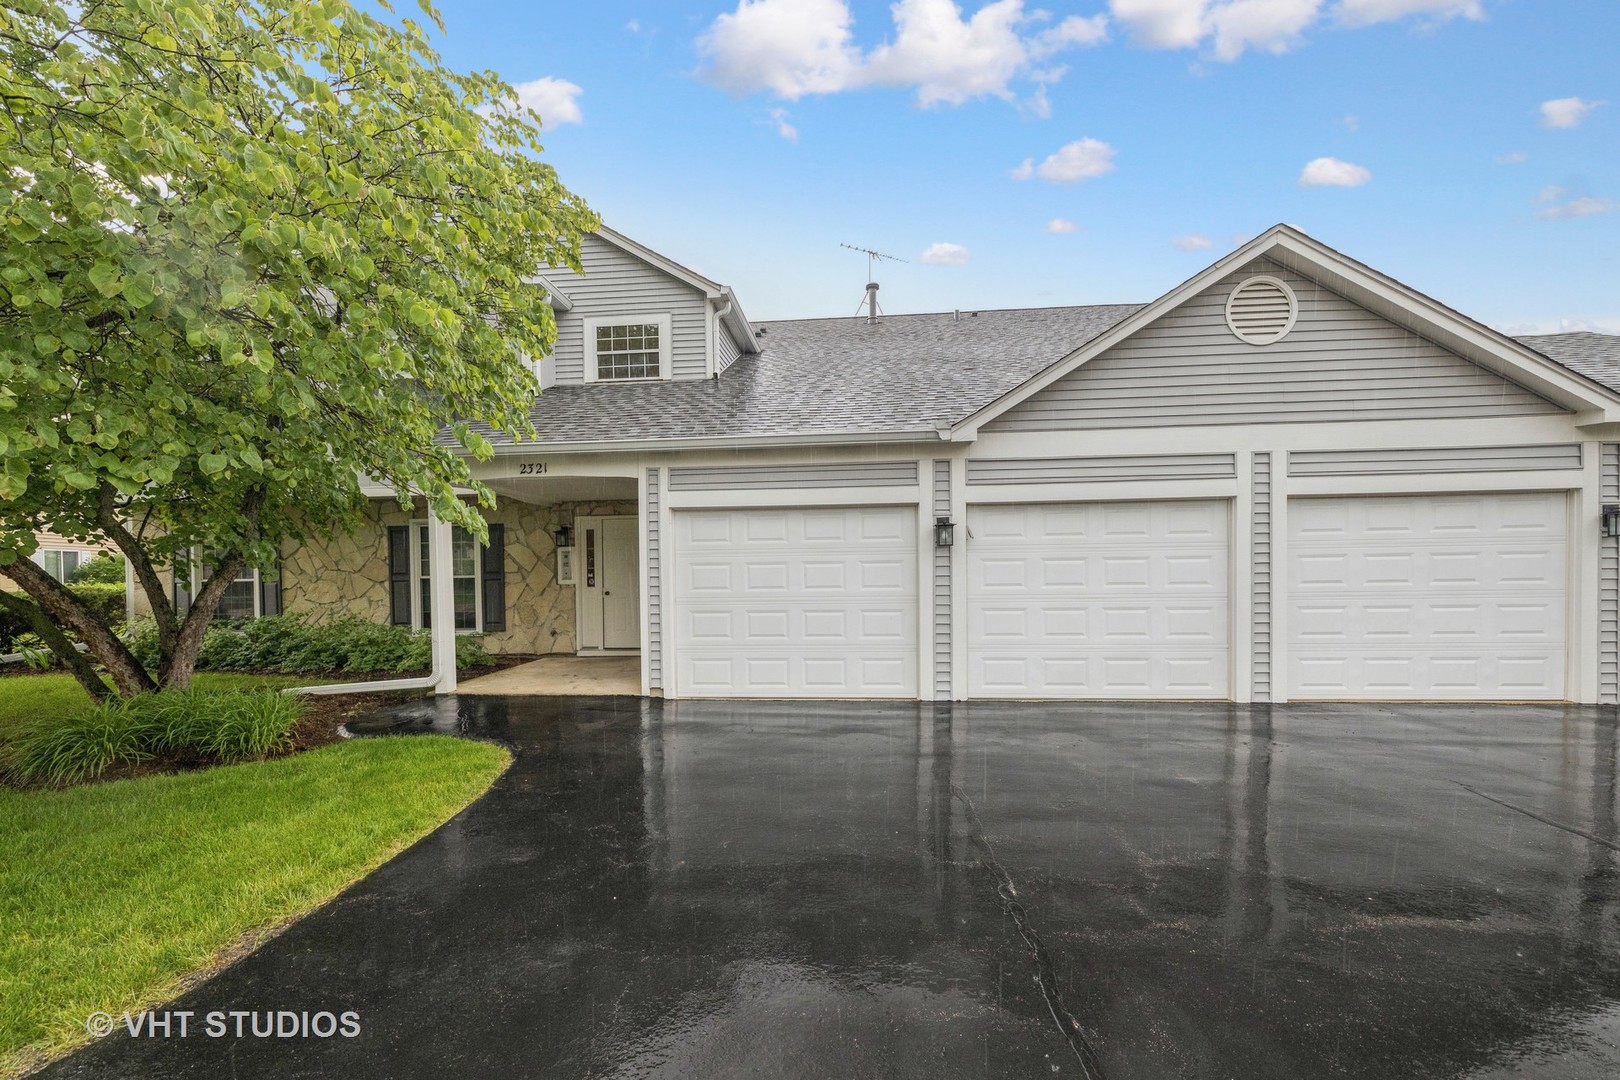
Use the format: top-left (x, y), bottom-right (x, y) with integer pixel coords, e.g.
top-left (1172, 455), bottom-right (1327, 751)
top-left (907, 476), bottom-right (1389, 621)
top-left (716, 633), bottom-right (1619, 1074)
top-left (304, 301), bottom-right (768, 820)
top-left (552, 235), bottom-right (710, 383)
top-left (669, 461), bottom-right (920, 492)
top-left (984, 258), bottom-right (1566, 432)
top-left (934, 460), bottom-right (951, 699)
top-left (966, 454), bottom-right (1236, 485)
top-left (1252, 452), bottom-right (1271, 704)
top-left (1604, 445), bottom-right (1619, 706)
top-left (647, 468), bottom-right (662, 693)
top-left (1289, 444), bottom-right (1583, 476)
top-left (717, 325), bottom-right (741, 374)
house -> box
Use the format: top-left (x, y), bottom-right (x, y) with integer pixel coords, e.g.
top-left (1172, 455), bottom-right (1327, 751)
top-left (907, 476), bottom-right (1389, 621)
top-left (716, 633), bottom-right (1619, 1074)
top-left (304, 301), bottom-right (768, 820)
top-left (3, 529), bottom-right (119, 588)
top-left (159, 223), bottom-right (1620, 704)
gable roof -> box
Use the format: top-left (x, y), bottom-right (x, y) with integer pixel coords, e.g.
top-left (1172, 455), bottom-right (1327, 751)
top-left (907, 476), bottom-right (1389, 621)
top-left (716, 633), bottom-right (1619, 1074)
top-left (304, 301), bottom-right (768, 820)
top-left (955, 224), bottom-right (1620, 436)
top-left (460, 304), bottom-right (1139, 452)
top-left (1515, 332), bottom-right (1620, 393)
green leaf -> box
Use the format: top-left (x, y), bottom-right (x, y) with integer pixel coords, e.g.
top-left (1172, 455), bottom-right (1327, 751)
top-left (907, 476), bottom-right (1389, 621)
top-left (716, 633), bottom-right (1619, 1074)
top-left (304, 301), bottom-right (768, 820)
top-left (198, 453), bottom-right (228, 475)
top-left (88, 261), bottom-right (123, 298)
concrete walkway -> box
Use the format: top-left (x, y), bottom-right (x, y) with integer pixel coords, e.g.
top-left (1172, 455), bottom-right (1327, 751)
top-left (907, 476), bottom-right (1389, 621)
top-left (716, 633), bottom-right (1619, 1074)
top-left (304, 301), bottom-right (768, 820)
top-left (455, 654), bottom-right (639, 696)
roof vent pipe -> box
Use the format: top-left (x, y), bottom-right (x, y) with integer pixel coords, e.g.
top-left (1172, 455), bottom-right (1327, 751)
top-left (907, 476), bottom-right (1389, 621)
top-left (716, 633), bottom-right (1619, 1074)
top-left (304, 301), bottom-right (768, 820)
top-left (863, 282), bottom-right (880, 325)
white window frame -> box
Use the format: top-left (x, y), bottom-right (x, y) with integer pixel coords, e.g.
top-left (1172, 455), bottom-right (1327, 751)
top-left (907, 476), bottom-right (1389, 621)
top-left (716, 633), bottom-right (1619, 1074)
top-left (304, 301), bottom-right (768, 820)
top-left (31, 548), bottom-right (87, 583)
top-left (189, 553), bottom-right (262, 620)
top-left (409, 521), bottom-right (484, 634)
top-left (583, 313), bottom-right (672, 383)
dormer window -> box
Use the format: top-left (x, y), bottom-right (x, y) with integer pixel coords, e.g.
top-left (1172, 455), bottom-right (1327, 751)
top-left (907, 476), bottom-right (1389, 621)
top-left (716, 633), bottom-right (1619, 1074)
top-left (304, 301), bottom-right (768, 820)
top-left (584, 314), bottom-right (672, 382)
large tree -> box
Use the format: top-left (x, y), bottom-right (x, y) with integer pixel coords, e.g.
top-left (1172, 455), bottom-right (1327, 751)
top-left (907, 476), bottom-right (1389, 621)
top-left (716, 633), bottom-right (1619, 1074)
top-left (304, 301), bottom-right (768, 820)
top-left (0, 0), bottom-right (596, 696)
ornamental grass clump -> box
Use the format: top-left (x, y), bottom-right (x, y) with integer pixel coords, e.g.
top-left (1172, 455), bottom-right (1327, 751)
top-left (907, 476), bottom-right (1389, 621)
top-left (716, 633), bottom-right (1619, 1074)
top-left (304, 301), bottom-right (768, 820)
top-left (6, 690), bottom-right (303, 787)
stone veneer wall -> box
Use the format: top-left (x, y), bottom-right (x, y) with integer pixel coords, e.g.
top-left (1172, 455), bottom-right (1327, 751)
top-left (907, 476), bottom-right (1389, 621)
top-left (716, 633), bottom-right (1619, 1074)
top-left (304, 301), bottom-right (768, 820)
top-left (280, 499), bottom-right (637, 656)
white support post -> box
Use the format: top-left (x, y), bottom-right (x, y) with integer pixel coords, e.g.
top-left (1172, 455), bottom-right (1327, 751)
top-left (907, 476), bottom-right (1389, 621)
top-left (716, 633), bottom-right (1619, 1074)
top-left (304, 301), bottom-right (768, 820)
top-left (427, 507), bottom-right (458, 695)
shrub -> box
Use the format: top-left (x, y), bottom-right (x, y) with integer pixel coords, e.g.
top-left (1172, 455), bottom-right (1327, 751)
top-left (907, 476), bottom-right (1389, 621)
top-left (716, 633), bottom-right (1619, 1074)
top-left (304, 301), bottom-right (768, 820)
top-left (66, 582), bottom-right (126, 632)
top-left (122, 614), bottom-right (491, 676)
top-left (68, 551), bottom-right (128, 584)
top-left (6, 689), bottom-right (302, 786)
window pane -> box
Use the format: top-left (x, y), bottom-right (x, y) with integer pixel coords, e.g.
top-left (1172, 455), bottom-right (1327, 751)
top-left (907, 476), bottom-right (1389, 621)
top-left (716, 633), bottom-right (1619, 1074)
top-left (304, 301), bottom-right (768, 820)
top-left (453, 579), bottom-right (477, 630)
top-left (451, 528), bottom-right (477, 578)
top-left (419, 578), bottom-right (431, 629)
top-left (216, 578), bottom-right (256, 621)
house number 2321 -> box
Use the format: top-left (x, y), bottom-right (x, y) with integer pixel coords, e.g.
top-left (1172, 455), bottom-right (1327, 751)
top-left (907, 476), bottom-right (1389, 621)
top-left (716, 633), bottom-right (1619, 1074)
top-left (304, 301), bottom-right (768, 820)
top-left (516, 462), bottom-right (548, 475)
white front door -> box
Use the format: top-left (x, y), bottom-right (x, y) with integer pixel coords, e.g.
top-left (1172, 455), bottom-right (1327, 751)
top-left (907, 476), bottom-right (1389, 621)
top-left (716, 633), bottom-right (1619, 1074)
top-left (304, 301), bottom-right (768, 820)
top-left (1286, 492), bottom-right (1568, 700)
top-left (671, 506), bottom-right (919, 697)
top-left (966, 501), bottom-right (1231, 699)
top-left (578, 515), bottom-right (640, 651)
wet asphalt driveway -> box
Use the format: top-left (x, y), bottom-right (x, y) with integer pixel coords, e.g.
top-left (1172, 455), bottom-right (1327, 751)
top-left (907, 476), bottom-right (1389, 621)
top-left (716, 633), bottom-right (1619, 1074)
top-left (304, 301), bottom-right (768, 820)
top-left (42, 697), bottom-right (1620, 1079)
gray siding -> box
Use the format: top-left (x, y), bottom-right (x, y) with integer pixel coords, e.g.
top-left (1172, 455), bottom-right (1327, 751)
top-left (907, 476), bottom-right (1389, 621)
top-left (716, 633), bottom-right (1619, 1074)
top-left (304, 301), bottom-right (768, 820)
top-left (1289, 444), bottom-right (1583, 477)
top-left (717, 323), bottom-right (741, 374)
top-left (1252, 452), bottom-right (1272, 704)
top-left (551, 234), bottom-right (711, 383)
top-left (933, 460), bottom-right (951, 700)
top-left (668, 461), bottom-right (919, 492)
top-left (646, 468), bottom-right (662, 693)
top-left (966, 453), bottom-right (1236, 485)
top-left (1604, 445), bottom-right (1619, 706)
top-left (985, 257), bottom-right (1566, 432)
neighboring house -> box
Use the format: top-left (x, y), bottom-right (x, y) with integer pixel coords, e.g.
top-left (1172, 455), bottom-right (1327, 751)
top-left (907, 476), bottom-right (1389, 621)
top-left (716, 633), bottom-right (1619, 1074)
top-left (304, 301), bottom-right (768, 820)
top-left (145, 224), bottom-right (1620, 704)
top-left (2, 529), bottom-right (118, 589)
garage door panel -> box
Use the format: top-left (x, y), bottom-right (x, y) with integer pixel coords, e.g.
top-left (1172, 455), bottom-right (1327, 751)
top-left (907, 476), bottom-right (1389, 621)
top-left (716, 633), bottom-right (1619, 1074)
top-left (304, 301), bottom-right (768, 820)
top-left (968, 501), bottom-right (1230, 699)
top-left (673, 507), bottom-right (918, 698)
top-left (1287, 492), bottom-right (1567, 701)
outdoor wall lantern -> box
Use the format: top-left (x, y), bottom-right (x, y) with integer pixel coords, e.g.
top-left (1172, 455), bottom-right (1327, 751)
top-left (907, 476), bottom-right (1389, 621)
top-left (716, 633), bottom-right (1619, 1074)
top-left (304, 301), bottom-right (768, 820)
top-left (1604, 505), bottom-right (1620, 539)
top-left (553, 523), bottom-right (573, 548)
top-left (934, 516), bottom-right (956, 549)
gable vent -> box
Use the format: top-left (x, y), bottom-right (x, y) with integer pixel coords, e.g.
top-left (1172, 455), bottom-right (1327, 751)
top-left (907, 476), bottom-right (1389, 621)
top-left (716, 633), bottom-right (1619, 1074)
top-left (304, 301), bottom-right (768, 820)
top-left (1225, 275), bottom-right (1298, 345)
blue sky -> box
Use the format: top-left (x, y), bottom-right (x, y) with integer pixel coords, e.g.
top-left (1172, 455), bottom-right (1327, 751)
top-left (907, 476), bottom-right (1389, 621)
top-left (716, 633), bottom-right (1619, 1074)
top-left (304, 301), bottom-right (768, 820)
top-left (426, 0), bottom-right (1617, 332)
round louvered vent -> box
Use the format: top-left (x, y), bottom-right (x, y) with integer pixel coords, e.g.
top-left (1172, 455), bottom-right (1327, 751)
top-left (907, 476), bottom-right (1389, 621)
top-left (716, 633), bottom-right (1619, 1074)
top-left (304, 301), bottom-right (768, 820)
top-left (1225, 276), bottom-right (1298, 345)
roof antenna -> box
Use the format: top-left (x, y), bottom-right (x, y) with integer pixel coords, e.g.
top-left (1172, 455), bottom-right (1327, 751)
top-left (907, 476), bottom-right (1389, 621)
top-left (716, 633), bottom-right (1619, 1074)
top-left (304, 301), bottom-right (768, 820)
top-left (841, 243), bottom-right (907, 325)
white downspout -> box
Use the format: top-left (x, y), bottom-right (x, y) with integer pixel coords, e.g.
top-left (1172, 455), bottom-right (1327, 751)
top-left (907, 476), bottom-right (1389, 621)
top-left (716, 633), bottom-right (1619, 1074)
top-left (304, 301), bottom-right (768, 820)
top-left (285, 505), bottom-right (460, 698)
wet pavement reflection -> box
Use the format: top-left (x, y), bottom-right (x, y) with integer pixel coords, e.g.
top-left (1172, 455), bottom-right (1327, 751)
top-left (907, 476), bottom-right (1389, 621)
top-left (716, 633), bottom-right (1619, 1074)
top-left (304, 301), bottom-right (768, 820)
top-left (41, 697), bottom-right (1620, 1078)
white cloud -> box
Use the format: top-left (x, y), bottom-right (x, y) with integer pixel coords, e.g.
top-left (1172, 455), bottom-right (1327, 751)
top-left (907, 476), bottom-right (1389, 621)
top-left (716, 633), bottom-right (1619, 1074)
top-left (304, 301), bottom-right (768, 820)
top-left (1536, 184), bottom-right (1566, 203)
top-left (919, 241), bottom-right (971, 265)
top-left (1111, 0), bottom-right (1209, 49)
top-left (1535, 196), bottom-right (1617, 221)
top-left (1495, 150), bottom-right (1528, 165)
top-left (627, 18), bottom-right (641, 32)
top-left (1334, 0), bottom-right (1483, 29)
top-left (1495, 316), bottom-right (1620, 335)
top-left (1110, 0), bottom-right (1479, 60)
top-left (769, 107), bottom-right (799, 141)
top-left (697, 0), bottom-right (1107, 107)
top-left (697, 0), bottom-right (861, 99)
top-left (1298, 155), bottom-right (1371, 186)
top-left (1207, 0), bottom-right (1323, 61)
top-left (1012, 138), bottom-right (1117, 183)
top-left (508, 77), bottom-right (585, 125)
top-left (1343, 113), bottom-right (1359, 131)
top-left (1540, 97), bottom-right (1604, 129)
top-left (1044, 217), bottom-right (1079, 233)
top-left (1174, 233), bottom-right (1213, 250)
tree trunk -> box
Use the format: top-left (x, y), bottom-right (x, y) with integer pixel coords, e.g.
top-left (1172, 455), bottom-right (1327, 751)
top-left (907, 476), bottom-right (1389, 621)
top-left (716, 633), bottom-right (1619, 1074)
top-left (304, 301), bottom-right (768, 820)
top-left (0, 590), bottom-right (111, 702)
top-left (160, 551), bottom-right (248, 690)
top-left (0, 558), bottom-right (155, 696)
top-left (97, 483), bottom-right (181, 666)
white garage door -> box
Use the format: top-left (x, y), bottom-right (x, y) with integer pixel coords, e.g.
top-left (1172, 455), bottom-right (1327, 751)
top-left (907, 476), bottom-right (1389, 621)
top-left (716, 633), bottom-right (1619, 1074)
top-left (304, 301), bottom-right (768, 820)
top-left (967, 501), bottom-right (1230, 698)
top-left (1287, 492), bottom-right (1568, 700)
top-left (672, 507), bottom-right (918, 698)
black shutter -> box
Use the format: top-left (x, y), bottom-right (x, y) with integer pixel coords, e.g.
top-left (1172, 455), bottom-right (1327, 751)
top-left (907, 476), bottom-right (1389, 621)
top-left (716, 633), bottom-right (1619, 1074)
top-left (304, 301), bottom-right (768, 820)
top-left (172, 547), bottom-right (192, 618)
top-left (481, 524), bottom-right (506, 632)
top-left (259, 559), bottom-right (282, 617)
top-left (387, 526), bottom-right (412, 626)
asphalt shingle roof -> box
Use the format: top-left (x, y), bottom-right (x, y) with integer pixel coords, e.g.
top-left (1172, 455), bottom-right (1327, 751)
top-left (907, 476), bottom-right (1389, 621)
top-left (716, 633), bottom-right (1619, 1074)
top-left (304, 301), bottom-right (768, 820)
top-left (452, 314), bottom-right (1620, 450)
top-left (468, 304), bottom-right (1141, 447)
top-left (1515, 332), bottom-right (1620, 394)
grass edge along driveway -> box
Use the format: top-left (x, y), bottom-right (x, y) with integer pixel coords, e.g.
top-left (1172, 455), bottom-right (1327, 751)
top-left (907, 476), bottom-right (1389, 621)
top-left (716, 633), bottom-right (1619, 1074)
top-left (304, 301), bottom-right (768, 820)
top-left (0, 734), bottom-right (510, 1077)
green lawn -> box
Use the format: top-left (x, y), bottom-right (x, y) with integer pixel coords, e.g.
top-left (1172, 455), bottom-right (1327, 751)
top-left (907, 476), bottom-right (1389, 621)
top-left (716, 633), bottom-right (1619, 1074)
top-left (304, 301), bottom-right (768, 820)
top-left (0, 735), bottom-right (509, 1076)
